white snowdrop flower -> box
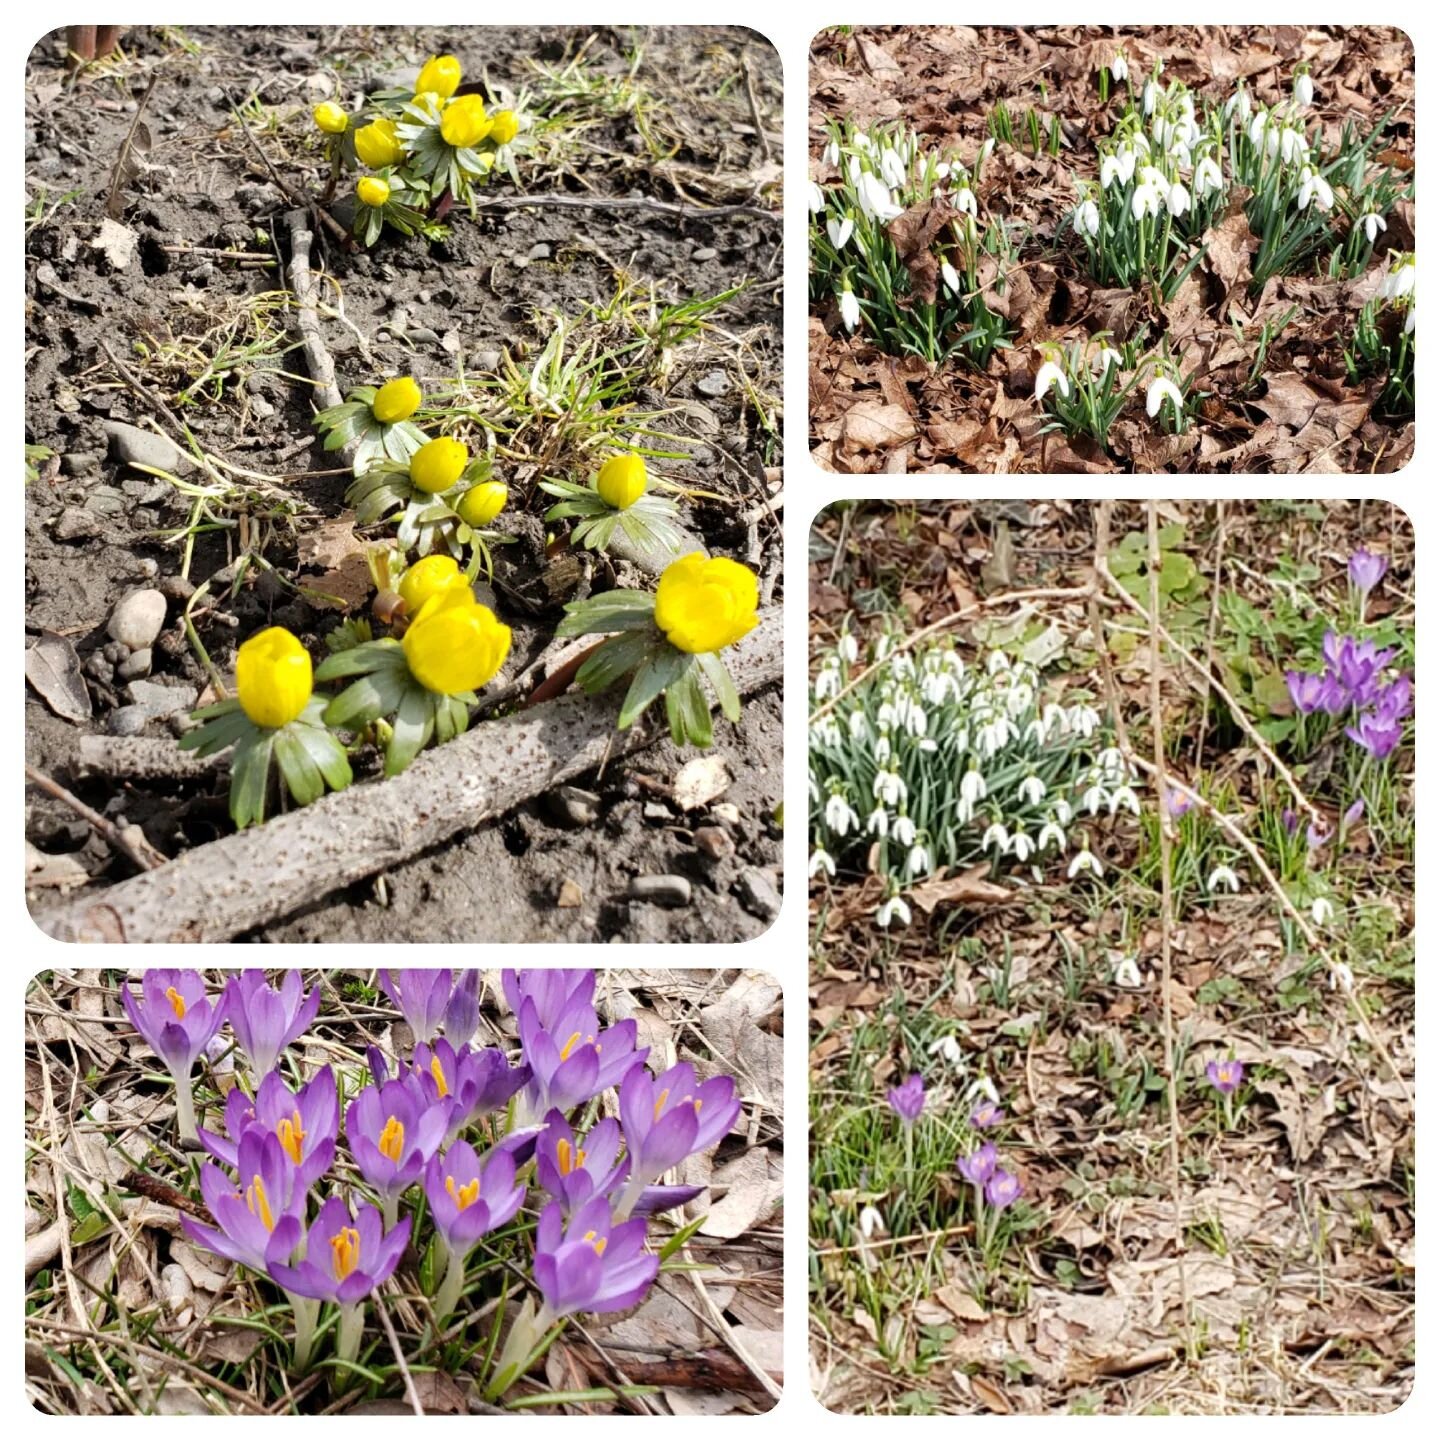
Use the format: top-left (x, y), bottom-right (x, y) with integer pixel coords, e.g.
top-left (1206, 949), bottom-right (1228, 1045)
top-left (960, 769), bottom-right (987, 806)
top-left (929, 1034), bottom-right (963, 1067)
top-left (876, 894), bottom-right (911, 929)
top-left (1094, 346), bottom-right (1125, 376)
top-left (1360, 212), bottom-right (1386, 244)
top-left (1054, 798), bottom-right (1073, 826)
top-left (1295, 71), bottom-right (1314, 108)
top-left (847, 713), bottom-right (869, 742)
top-left (1081, 784), bottom-right (1108, 817)
top-left (1279, 127), bottom-right (1305, 165)
top-left (1405, 303), bottom-right (1415, 335)
top-left (1194, 156), bottom-right (1224, 198)
top-left (1139, 163), bottom-right (1167, 190)
top-left (1034, 359), bottom-right (1070, 402)
top-left (837, 631), bottom-right (859, 664)
top-left (808, 847), bottom-right (836, 879)
top-left (1018, 774), bottom-right (1046, 807)
top-left (1110, 51), bottom-right (1129, 83)
top-left (934, 160), bottom-right (952, 180)
top-left (1143, 79), bottom-right (1160, 115)
top-left (826, 214), bottom-right (854, 251)
top-left (814, 663), bottom-right (841, 700)
top-left (876, 771), bottom-right (907, 807)
top-left (968, 1074), bottom-right (1000, 1105)
top-left (954, 796), bottom-right (974, 827)
top-left (808, 181), bottom-right (826, 215)
top-left (857, 171), bottom-right (903, 222)
top-left (905, 844), bottom-right (932, 879)
top-left (823, 139), bottom-right (841, 167)
top-left (978, 137), bottom-right (995, 165)
top-left (1225, 85), bottom-right (1251, 122)
top-left (1146, 374), bottom-right (1185, 420)
top-left (941, 260), bottom-right (961, 295)
top-left (825, 793), bottom-right (859, 836)
top-left (852, 132), bottom-right (872, 152)
top-left (1329, 961), bottom-right (1354, 993)
top-left (1296, 168), bottom-right (1334, 212)
top-left (838, 287), bottom-right (861, 332)
top-left (1131, 180), bottom-right (1163, 220)
top-left (981, 821), bottom-right (1009, 853)
top-left (1108, 786), bottom-right (1141, 817)
top-left (954, 186), bottom-right (977, 216)
top-left (1170, 141), bottom-right (1192, 173)
top-left (879, 147), bottom-right (906, 189)
top-left (1074, 198), bottom-right (1100, 239)
top-left (1382, 260), bottom-right (1415, 300)
top-left (1311, 896), bottom-right (1335, 925)
top-left (1009, 831), bottom-right (1035, 863)
top-left (1110, 954), bottom-right (1143, 988)
top-left (1248, 110), bottom-right (1268, 147)
top-left (1206, 864), bottom-right (1241, 894)
top-left (1069, 704), bottom-right (1101, 739)
top-left (1068, 848), bottom-right (1103, 880)
top-left (1095, 746), bottom-right (1124, 773)
top-left (1037, 820), bottom-right (1067, 852)
top-left (1023, 718), bottom-right (1046, 747)
top-left (858, 1204), bottom-right (886, 1239)
top-left (811, 716), bottom-right (840, 747)
top-left (1100, 154), bottom-right (1124, 189)
top-left (1166, 181), bottom-right (1191, 217)
top-left (847, 154), bottom-right (863, 184)
top-left (874, 734), bottom-right (892, 764)
top-left (866, 807), bottom-right (889, 839)
top-left (892, 815), bottom-right (917, 847)
top-left (987, 651), bottom-right (1011, 675)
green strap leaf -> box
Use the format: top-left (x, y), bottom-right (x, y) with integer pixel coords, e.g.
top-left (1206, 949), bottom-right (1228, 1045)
top-left (619, 647), bottom-right (693, 731)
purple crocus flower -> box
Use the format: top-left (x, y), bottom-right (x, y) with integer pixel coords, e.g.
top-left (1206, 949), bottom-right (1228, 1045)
top-left (515, 993), bottom-right (647, 1124)
top-left (412, 1038), bottom-right (530, 1142)
top-left (346, 1079), bottom-right (449, 1222)
top-left (441, 970), bottom-right (481, 1049)
top-left (957, 1142), bottom-right (998, 1186)
top-left (1322, 632), bottom-right (1397, 706)
top-left (1162, 786), bottom-right (1194, 819)
top-left (1286, 669), bottom-right (1342, 716)
top-left (969, 1100), bottom-right (1005, 1129)
top-left (535, 1109), bottom-right (627, 1215)
top-left (1346, 678), bottom-right (1411, 758)
top-left (1206, 1058), bottom-right (1245, 1095)
top-left (1281, 808), bottom-right (1299, 837)
top-left (181, 1129), bottom-right (306, 1274)
top-left (270, 1195), bottom-right (411, 1307)
top-left (886, 1073), bottom-right (926, 1128)
top-left (984, 1169), bottom-right (1023, 1209)
top-left (423, 1141), bottom-right (526, 1258)
top-left (1343, 797), bottom-right (1366, 828)
top-left (1306, 818), bottom-right (1332, 850)
top-left (198, 1065), bottom-right (338, 1193)
top-left (501, 969), bottom-right (595, 1029)
top-left (377, 970), bottom-right (455, 1044)
top-left (223, 970), bottom-right (321, 1078)
top-left (121, 969), bottom-right (229, 1142)
top-left (1348, 548), bottom-right (1388, 597)
top-left (531, 1196), bottom-right (658, 1324)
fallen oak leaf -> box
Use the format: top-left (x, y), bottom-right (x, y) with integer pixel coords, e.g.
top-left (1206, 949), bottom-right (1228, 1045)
top-left (908, 865), bottom-right (1013, 914)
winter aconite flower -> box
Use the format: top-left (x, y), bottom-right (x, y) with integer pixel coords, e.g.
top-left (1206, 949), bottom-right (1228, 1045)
top-left (224, 970), bottom-right (321, 1078)
top-left (595, 452), bottom-right (648, 509)
top-left (441, 94), bottom-right (490, 148)
top-left (402, 586), bottom-right (512, 695)
top-left (313, 102), bottom-right (348, 135)
top-left (121, 969), bottom-right (229, 1143)
top-left (410, 436), bottom-right (469, 494)
top-left (456, 479), bottom-right (508, 527)
top-left (357, 177), bottom-right (390, 208)
top-left (415, 53), bottom-right (462, 99)
top-left (654, 553), bottom-right (759, 654)
top-left (371, 376), bottom-right (422, 424)
top-left (353, 117), bottom-right (404, 169)
top-left (236, 627), bottom-right (312, 729)
top-left (397, 554), bottom-right (467, 616)
top-left (489, 110), bottom-right (520, 147)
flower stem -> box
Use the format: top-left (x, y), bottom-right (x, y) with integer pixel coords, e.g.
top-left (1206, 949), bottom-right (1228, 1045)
top-left (383, 1193), bottom-right (399, 1232)
top-left (613, 1173), bottom-right (648, 1222)
top-left (336, 1302), bottom-right (365, 1377)
top-left (435, 1247), bottom-right (467, 1330)
top-left (172, 1074), bottom-right (198, 1145)
top-left (287, 1291), bottom-right (319, 1372)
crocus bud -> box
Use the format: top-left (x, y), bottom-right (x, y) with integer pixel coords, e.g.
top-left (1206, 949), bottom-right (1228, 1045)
top-left (415, 54), bottom-right (462, 99)
top-left (654, 553), bottom-right (759, 654)
top-left (457, 480), bottom-right (508, 527)
top-left (371, 376), bottom-right (422, 424)
top-left (357, 176), bottom-right (390, 208)
top-left (488, 109), bottom-right (520, 146)
top-left (354, 117), bottom-right (404, 168)
top-left (313, 102), bottom-right (348, 135)
top-left (410, 436), bottom-right (469, 494)
top-left (441, 94), bottom-right (490, 148)
top-left (398, 554), bottom-right (465, 615)
top-left (235, 627), bottom-right (312, 729)
top-left (595, 452), bottom-right (647, 509)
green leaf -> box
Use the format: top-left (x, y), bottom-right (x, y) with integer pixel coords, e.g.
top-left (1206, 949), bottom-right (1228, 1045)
top-left (324, 669), bottom-right (405, 732)
top-left (314, 640), bottom-right (405, 683)
top-left (178, 705), bottom-right (252, 756)
top-left (229, 729), bottom-right (276, 829)
top-left (385, 683), bottom-right (435, 776)
top-left (274, 727), bottom-right (325, 807)
top-left (294, 722), bottom-right (354, 793)
top-left (618, 647), bottom-right (692, 730)
top-left (697, 650), bottom-right (740, 722)
top-left (556, 590), bottom-right (657, 638)
top-left (664, 665), bottom-right (712, 747)
top-left (575, 632), bottom-right (657, 694)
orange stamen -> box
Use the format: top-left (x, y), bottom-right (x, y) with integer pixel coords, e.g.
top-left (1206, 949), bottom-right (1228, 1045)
top-left (430, 1055), bottom-right (449, 1098)
top-left (330, 1226), bottom-right (360, 1280)
top-left (446, 1175), bottom-right (480, 1210)
top-left (378, 1115), bottom-right (405, 1163)
top-left (165, 986), bottom-right (187, 1019)
top-left (277, 1111), bottom-right (306, 1166)
top-left (246, 1175), bottom-right (275, 1232)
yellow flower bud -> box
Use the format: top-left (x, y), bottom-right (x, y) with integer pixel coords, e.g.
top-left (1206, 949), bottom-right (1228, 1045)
top-left (595, 452), bottom-right (648, 510)
top-left (398, 554), bottom-right (465, 615)
top-left (488, 109), bottom-right (520, 146)
top-left (410, 436), bottom-right (469, 494)
top-left (353, 117), bottom-right (404, 169)
top-left (440, 94), bottom-right (490, 149)
top-left (402, 587), bottom-right (512, 695)
top-left (654, 553), bottom-right (759, 655)
top-left (357, 176), bottom-right (390, 208)
top-left (313, 102), bottom-right (349, 135)
top-left (371, 376), bottom-right (422, 424)
top-left (456, 480), bottom-right (508, 527)
top-left (415, 54), bottom-right (462, 99)
top-left (235, 626), bottom-right (313, 729)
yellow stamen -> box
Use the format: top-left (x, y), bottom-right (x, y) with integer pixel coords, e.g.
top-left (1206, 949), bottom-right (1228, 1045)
top-left (277, 1111), bottom-right (306, 1166)
top-left (246, 1175), bottom-right (275, 1232)
top-left (446, 1175), bottom-right (481, 1210)
top-left (378, 1115), bottom-right (405, 1164)
top-left (330, 1226), bottom-right (360, 1281)
top-left (559, 1031), bottom-right (583, 1061)
top-left (556, 1138), bottom-right (587, 1176)
top-left (582, 1228), bottom-right (608, 1257)
top-left (693, 1096), bottom-right (702, 1114)
top-left (165, 986), bottom-right (187, 1019)
top-left (430, 1055), bottom-right (449, 1098)
top-left (653, 1088), bottom-right (670, 1121)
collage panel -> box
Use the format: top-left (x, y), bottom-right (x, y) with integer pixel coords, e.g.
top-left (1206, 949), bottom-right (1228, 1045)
top-left (808, 500), bottom-right (1414, 1412)
top-left (808, 26), bottom-right (1415, 473)
top-left (24, 25), bottom-right (783, 945)
top-left (25, 966), bottom-right (784, 1413)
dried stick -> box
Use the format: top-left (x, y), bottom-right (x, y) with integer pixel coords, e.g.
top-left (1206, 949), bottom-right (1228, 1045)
top-left (1192, 501), bottom-right (1228, 769)
top-left (374, 1300), bottom-right (424, 1417)
top-left (469, 193), bottom-right (778, 223)
top-left (35, 610), bottom-right (781, 943)
top-left (1144, 501), bottom-right (1193, 1358)
top-left (25, 764), bottom-right (166, 872)
top-left (284, 208), bottom-right (346, 413)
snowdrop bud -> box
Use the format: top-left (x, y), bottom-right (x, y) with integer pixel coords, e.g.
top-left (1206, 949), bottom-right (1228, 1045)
top-left (1075, 198), bottom-right (1100, 238)
top-left (1311, 896), bottom-right (1335, 925)
top-left (941, 260), bottom-right (961, 295)
top-left (1143, 80), bottom-right (1160, 115)
top-left (979, 137), bottom-right (995, 164)
top-left (808, 181), bottom-right (826, 214)
top-left (837, 631), bottom-right (859, 664)
top-left (827, 215), bottom-right (854, 251)
top-left (879, 147), bottom-right (907, 188)
top-left (1166, 181), bottom-right (1190, 217)
top-left (1329, 961), bottom-right (1354, 993)
top-left (839, 287), bottom-right (861, 332)
top-left (823, 139), bottom-right (841, 166)
top-left (1295, 71), bottom-right (1314, 108)
top-left (858, 1204), bottom-right (886, 1239)
top-left (954, 187), bottom-right (977, 216)
top-left (1110, 52), bottom-right (1129, 83)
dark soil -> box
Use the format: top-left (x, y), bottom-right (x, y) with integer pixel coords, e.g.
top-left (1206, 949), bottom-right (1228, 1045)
top-left (24, 24), bottom-right (783, 942)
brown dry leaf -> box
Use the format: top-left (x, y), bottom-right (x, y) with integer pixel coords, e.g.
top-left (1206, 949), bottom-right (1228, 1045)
top-left (700, 1147), bottom-right (783, 1238)
top-left (840, 401), bottom-right (919, 455)
top-left (698, 972), bottom-right (783, 1116)
top-left (886, 199), bottom-right (960, 305)
top-left (25, 631), bottom-right (92, 724)
top-left (1203, 198), bottom-right (1256, 289)
top-left (908, 865), bottom-right (1013, 914)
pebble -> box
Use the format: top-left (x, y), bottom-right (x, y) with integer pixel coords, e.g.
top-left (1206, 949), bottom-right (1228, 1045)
top-left (108, 589), bottom-right (167, 649)
top-left (158, 574), bottom-right (197, 602)
top-left (125, 679), bottom-right (197, 721)
top-left (116, 647), bottom-right (152, 681)
top-left (628, 874), bottom-right (693, 908)
top-left (101, 641), bottom-right (129, 664)
top-left (107, 705), bottom-right (148, 736)
top-left (712, 802), bottom-right (742, 825)
top-left (692, 247), bottom-right (718, 261)
top-left (528, 242), bottom-right (552, 260)
top-left (546, 785), bottom-right (600, 828)
top-left (473, 349), bottom-right (502, 371)
top-left (83, 653), bottom-right (114, 683)
top-left (556, 878), bottom-right (584, 909)
top-left (693, 825), bottom-right (736, 861)
top-left (697, 371), bottom-right (730, 398)
top-left (53, 506), bottom-right (100, 541)
top-left (104, 420), bottom-right (190, 475)
top-left (61, 451), bottom-right (100, 477)
top-left (736, 867), bottom-right (782, 922)
top-left (85, 486), bottom-right (129, 516)
top-left (642, 801), bottom-right (672, 824)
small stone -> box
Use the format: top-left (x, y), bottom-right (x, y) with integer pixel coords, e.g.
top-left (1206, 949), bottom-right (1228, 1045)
top-left (102, 642), bottom-right (129, 664)
top-left (736, 867), bottom-right (782, 922)
top-left (133, 557), bottom-right (160, 580)
top-left (125, 678), bottom-right (197, 721)
top-left (712, 802), bottom-right (742, 825)
top-left (546, 785), bottom-right (600, 828)
top-left (642, 802), bottom-right (672, 824)
top-left (697, 371), bottom-right (730, 398)
top-left (85, 486), bottom-right (128, 516)
top-left (158, 574), bottom-right (197, 602)
top-left (694, 826), bottom-right (735, 861)
top-left (528, 242), bottom-right (552, 260)
top-left (473, 349), bottom-right (502, 371)
top-left (556, 878), bottom-right (584, 909)
top-left (628, 874), bottom-right (692, 908)
top-left (61, 451), bottom-right (100, 477)
top-left (83, 653), bottom-right (114, 683)
top-left (53, 506), bottom-right (100, 541)
top-left (108, 589), bottom-right (167, 649)
top-left (107, 705), bottom-right (148, 736)
top-left (116, 647), bottom-right (152, 681)
top-left (103, 421), bottom-right (190, 476)
top-left (691, 247), bottom-right (718, 261)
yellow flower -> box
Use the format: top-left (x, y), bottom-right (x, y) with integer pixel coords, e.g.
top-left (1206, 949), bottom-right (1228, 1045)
top-left (595, 452), bottom-right (648, 509)
top-left (403, 587), bottom-right (511, 695)
top-left (441, 94), bottom-right (490, 149)
top-left (488, 109), bottom-right (520, 146)
top-left (371, 376), bottom-right (422, 424)
top-left (357, 176), bottom-right (390, 208)
top-left (410, 436), bottom-right (468, 494)
top-left (654, 553), bottom-right (759, 654)
top-left (313, 102), bottom-right (349, 135)
top-left (456, 480), bottom-right (508, 527)
top-left (235, 627), bottom-right (313, 728)
top-left (398, 554), bottom-right (466, 615)
top-left (353, 117), bottom-right (404, 168)
top-left (415, 54), bottom-right (462, 99)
